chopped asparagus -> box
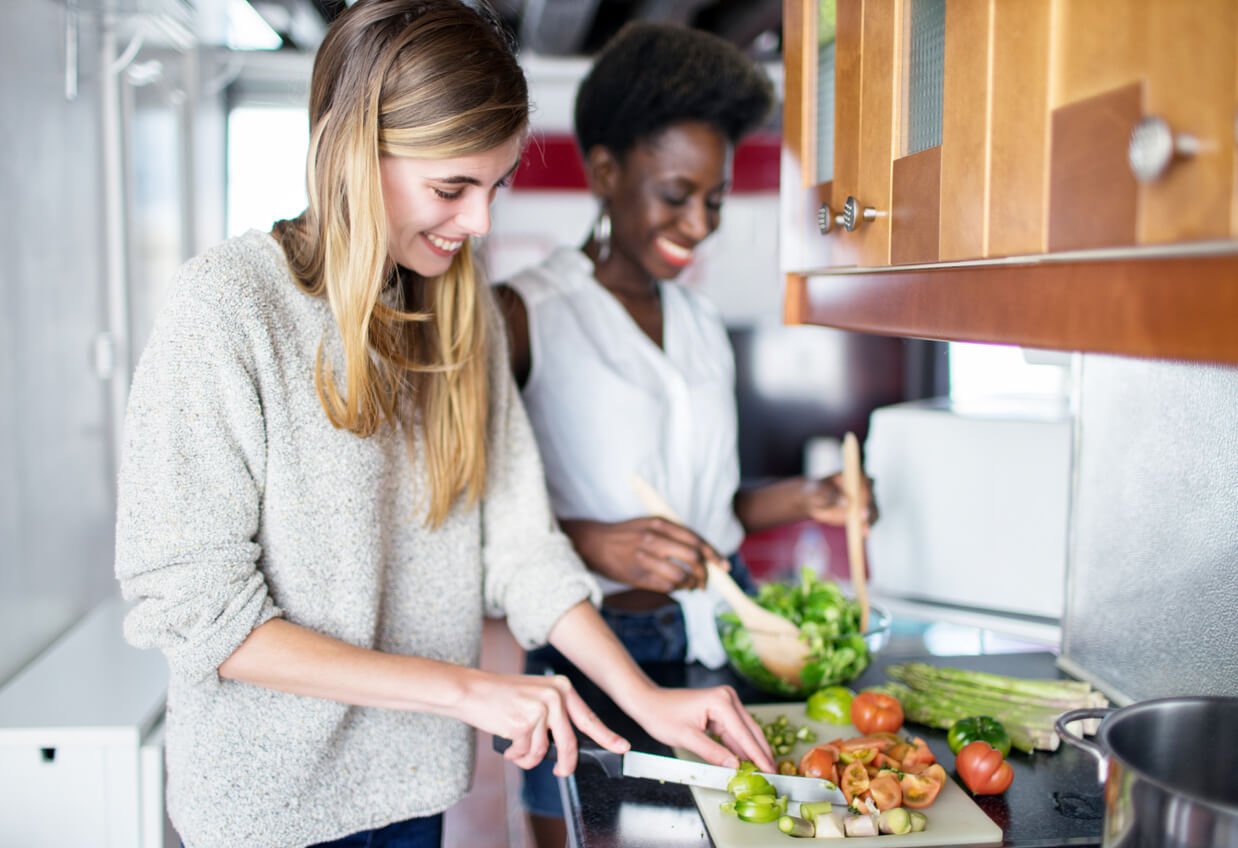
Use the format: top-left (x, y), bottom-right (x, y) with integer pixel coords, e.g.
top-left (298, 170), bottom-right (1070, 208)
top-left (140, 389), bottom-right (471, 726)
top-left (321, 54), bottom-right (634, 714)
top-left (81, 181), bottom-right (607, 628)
top-left (811, 811), bottom-right (846, 839)
top-left (878, 808), bottom-right (912, 835)
top-left (797, 801), bottom-right (834, 824)
top-left (843, 813), bottom-right (879, 837)
top-left (778, 815), bottom-right (816, 837)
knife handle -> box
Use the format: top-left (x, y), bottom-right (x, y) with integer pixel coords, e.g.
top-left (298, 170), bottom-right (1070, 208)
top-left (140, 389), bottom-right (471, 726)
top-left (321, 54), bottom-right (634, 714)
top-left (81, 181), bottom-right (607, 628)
top-left (491, 735), bottom-right (623, 778)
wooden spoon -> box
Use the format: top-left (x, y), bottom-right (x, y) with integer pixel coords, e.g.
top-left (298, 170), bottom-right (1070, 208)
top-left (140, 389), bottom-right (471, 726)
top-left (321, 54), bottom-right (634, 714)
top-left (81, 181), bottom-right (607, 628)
top-left (630, 475), bottom-right (808, 685)
top-left (841, 432), bottom-right (870, 632)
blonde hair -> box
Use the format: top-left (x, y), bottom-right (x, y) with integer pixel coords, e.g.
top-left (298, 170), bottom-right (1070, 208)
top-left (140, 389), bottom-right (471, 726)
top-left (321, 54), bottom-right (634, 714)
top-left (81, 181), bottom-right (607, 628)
top-left (273, 0), bottom-right (528, 526)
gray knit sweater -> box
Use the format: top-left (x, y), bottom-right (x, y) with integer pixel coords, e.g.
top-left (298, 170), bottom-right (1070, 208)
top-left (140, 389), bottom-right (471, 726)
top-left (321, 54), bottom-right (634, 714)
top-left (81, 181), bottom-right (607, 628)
top-left (115, 230), bottom-right (598, 848)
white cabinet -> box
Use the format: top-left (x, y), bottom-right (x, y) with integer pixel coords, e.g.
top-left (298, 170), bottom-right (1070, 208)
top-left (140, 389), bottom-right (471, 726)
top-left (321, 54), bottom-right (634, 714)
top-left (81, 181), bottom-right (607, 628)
top-left (0, 596), bottom-right (170, 847)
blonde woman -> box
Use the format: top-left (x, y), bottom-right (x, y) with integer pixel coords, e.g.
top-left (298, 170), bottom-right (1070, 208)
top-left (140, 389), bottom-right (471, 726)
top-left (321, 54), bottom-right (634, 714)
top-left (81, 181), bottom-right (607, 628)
top-left (114, 3), bottom-right (772, 846)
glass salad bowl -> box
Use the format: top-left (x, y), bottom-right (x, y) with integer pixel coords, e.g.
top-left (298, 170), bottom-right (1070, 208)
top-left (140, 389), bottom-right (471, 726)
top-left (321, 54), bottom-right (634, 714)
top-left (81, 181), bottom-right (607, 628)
top-left (716, 570), bottom-right (891, 699)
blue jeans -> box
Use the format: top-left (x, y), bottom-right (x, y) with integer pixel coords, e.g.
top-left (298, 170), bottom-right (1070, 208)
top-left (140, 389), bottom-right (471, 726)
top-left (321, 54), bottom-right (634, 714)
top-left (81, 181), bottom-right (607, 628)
top-left (521, 553), bottom-right (755, 817)
top-left (307, 814), bottom-right (443, 848)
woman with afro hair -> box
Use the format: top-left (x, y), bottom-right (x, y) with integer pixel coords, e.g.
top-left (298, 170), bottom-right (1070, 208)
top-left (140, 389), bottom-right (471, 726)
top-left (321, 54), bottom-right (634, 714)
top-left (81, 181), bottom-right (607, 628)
top-left (496, 21), bottom-right (874, 845)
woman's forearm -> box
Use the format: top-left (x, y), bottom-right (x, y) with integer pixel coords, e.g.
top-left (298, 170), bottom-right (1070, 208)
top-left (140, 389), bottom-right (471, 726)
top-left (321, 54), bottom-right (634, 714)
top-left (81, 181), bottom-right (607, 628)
top-left (221, 616), bottom-right (634, 769)
top-left (732, 477), bottom-right (812, 534)
top-left (218, 617), bottom-right (476, 715)
top-left (545, 601), bottom-right (658, 710)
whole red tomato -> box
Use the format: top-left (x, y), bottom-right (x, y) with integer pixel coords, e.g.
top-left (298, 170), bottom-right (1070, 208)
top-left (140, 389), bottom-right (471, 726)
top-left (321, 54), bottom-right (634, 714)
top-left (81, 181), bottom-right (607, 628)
top-left (955, 740), bottom-right (1015, 795)
top-left (850, 691), bottom-right (905, 735)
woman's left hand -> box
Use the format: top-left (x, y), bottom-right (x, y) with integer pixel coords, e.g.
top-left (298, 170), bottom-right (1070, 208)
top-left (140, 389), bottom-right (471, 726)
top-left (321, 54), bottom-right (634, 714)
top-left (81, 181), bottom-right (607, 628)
top-left (623, 684), bottom-right (775, 774)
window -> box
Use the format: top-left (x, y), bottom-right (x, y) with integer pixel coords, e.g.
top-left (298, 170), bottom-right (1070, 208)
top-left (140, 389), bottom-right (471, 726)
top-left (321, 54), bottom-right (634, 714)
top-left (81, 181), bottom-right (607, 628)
top-left (948, 343), bottom-right (1073, 402)
top-left (226, 105), bottom-right (309, 236)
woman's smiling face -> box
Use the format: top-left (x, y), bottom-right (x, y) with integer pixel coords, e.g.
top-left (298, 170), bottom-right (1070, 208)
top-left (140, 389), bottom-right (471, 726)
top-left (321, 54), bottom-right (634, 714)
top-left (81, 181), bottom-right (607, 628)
top-left (602, 120), bottom-right (732, 282)
top-left (380, 133), bottom-right (524, 276)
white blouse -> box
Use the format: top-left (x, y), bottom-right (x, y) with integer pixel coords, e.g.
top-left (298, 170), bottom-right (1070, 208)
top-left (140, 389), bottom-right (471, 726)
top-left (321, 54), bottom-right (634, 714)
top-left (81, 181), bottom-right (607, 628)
top-left (506, 247), bottom-right (745, 666)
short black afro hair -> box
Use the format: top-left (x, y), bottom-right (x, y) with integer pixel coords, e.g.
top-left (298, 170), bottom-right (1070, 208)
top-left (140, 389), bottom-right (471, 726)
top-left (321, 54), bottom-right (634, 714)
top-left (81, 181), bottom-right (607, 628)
top-left (574, 21), bottom-right (775, 159)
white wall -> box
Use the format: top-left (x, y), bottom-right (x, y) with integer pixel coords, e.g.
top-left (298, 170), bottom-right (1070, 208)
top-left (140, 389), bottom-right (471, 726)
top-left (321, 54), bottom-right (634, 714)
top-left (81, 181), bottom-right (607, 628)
top-left (0, 0), bottom-right (115, 685)
top-left (0, 2), bottom-right (225, 687)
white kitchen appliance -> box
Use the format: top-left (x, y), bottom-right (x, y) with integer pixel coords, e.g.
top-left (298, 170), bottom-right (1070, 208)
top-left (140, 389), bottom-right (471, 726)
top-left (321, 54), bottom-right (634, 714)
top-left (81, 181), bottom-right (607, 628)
top-left (863, 397), bottom-right (1073, 621)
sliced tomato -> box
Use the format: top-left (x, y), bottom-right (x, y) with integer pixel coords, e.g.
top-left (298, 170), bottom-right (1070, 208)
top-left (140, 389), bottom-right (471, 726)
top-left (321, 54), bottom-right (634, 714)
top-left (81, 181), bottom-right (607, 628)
top-left (841, 736), bottom-right (896, 754)
top-left (867, 774), bottom-right (903, 811)
top-left (900, 771), bottom-right (944, 808)
top-left (798, 745), bottom-right (839, 781)
top-left (838, 746), bottom-right (877, 765)
top-left (900, 736), bottom-right (937, 769)
top-left (840, 760), bottom-right (870, 805)
top-left (920, 764), bottom-right (948, 787)
top-left (872, 753), bottom-right (902, 771)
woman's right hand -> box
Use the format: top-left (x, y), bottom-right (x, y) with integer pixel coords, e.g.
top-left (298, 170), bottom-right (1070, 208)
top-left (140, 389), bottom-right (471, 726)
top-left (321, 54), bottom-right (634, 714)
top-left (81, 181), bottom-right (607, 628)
top-left (559, 517), bottom-right (717, 592)
top-left (455, 670), bottom-right (630, 777)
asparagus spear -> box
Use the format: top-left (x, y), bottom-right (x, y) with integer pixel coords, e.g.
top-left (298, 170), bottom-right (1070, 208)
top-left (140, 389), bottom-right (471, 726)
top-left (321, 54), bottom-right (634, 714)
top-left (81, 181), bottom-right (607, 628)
top-left (877, 682), bottom-right (1059, 752)
top-left (887, 663), bottom-right (1102, 709)
top-left (875, 664), bottom-right (1109, 753)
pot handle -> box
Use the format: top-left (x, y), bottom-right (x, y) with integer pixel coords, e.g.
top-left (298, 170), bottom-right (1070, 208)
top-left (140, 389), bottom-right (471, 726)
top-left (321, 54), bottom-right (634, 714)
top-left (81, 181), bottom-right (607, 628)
top-left (1055, 707), bottom-right (1113, 783)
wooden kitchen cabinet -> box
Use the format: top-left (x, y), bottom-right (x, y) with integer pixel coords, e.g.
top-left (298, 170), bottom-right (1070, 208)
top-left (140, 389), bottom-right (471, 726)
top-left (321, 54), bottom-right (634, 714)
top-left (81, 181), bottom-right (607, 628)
top-left (781, 0), bottom-right (1238, 365)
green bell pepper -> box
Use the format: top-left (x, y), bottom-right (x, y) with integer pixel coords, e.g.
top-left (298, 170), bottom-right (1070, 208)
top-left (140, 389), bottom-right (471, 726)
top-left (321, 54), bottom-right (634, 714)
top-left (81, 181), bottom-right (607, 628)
top-left (947, 715), bottom-right (1012, 757)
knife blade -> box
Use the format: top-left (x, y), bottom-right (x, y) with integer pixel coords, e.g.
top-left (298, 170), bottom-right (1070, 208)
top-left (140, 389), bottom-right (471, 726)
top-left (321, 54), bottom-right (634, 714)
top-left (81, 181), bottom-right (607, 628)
top-left (491, 736), bottom-right (844, 803)
top-left (621, 750), bottom-right (843, 802)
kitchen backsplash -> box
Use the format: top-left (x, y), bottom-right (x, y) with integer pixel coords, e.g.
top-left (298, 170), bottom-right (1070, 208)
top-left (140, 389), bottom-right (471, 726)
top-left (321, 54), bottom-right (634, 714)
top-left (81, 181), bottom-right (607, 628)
top-left (1060, 355), bottom-right (1238, 704)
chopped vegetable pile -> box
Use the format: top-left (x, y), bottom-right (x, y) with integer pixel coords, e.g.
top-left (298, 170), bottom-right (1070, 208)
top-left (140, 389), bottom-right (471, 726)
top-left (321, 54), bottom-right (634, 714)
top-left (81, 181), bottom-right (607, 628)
top-left (718, 568), bottom-right (871, 696)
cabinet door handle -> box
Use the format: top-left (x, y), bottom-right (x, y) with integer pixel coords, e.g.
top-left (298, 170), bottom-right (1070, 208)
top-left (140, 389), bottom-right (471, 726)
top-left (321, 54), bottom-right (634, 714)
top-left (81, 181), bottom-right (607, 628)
top-left (840, 196), bottom-right (879, 232)
top-left (817, 202), bottom-right (840, 234)
top-left (1128, 115), bottom-right (1200, 183)
top-left (818, 197), bottom-right (879, 234)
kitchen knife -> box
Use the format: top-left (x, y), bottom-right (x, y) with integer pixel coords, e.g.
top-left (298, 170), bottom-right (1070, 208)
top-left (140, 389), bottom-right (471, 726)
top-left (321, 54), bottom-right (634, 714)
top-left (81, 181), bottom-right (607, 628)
top-left (492, 736), bottom-right (844, 803)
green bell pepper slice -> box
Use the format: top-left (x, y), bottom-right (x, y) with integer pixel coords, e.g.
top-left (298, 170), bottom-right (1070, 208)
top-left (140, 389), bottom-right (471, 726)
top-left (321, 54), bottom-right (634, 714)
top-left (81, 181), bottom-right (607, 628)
top-left (734, 795), bottom-right (787, 823)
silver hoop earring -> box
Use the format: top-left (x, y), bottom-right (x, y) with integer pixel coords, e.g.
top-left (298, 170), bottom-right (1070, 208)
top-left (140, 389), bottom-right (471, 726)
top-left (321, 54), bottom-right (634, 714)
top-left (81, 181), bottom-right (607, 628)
top-left (593, 209), bottom-right (611, 263)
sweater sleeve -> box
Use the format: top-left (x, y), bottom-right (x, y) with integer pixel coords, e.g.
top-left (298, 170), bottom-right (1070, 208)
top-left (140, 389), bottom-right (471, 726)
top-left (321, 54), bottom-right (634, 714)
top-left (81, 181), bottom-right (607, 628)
top-left (114, 262), bottom-right (280, 685)
top-left (479, 300), bottom-right (599, 648)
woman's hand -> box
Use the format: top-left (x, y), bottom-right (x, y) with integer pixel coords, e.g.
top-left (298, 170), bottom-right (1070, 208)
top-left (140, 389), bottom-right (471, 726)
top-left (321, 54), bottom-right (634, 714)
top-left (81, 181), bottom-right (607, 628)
top-left (803, 473), bottom-right (879, 528)
top-left (622, 684), bottom-right (776, 774)
top-left (559, 517), bottom-right (717, 592)
top-left (455, 670), bottom-right (630, 777)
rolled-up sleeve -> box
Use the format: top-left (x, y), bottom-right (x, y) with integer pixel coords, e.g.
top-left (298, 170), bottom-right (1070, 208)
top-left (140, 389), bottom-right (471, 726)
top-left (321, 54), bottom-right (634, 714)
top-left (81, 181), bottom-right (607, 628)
top-left (480, 309), bottom-right (599, 648)
top-left (115, 277), bottom-right (280, 685)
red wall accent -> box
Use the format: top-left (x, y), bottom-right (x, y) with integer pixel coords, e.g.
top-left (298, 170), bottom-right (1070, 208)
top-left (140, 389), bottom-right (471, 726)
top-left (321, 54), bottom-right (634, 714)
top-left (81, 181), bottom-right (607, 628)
top-left (512, 131), bottom-right (781, 193)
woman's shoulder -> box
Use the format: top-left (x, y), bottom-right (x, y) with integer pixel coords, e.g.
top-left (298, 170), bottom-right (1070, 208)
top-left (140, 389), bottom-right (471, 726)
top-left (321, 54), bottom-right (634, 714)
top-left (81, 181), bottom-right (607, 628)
top-left (502, 246), bottom-right (593, 303)
top-left (166, 230), bottom-right (307, 328)
top-left (174, 230), bottom-right (286, 303)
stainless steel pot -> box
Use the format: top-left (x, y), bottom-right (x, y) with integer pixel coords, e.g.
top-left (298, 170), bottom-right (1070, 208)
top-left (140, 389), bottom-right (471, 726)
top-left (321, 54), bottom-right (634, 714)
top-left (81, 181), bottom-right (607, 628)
top-left (1057, 697), bottom-right (1238, 848)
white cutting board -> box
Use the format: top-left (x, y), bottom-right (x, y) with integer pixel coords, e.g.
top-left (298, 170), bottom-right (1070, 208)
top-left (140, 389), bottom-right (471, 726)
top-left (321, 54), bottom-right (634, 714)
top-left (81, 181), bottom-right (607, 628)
top-left (675, 703), bottom-right (1003, 847)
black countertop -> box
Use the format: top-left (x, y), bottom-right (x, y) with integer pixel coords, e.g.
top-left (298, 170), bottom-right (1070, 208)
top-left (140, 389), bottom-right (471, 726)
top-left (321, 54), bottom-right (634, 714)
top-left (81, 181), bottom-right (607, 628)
top-left (528, 643), bottom-right (1106, 847)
